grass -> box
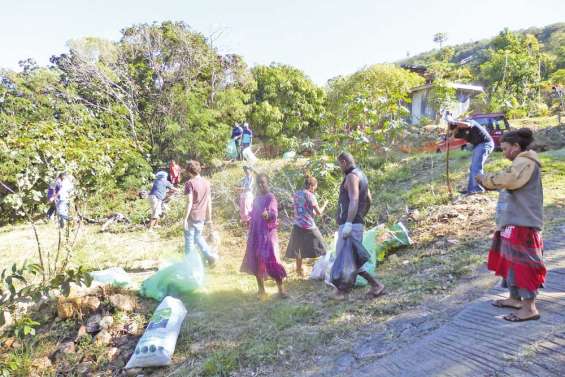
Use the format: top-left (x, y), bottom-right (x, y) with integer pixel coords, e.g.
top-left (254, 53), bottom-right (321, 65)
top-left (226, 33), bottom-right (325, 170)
top-left (1, 135), bottom-right (564, 376)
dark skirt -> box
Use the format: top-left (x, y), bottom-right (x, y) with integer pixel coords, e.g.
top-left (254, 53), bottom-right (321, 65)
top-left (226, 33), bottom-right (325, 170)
top-left (285, 225), bottom-right (326, 259)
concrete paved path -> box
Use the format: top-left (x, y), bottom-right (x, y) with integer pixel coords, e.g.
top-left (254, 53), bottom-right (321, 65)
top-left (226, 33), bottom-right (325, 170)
top-left (350, 236), bottom-right (565, 377)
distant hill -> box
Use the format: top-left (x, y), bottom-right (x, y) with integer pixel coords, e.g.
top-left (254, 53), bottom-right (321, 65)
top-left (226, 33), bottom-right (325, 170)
top-left (400, 22), bottom-right (565, 71)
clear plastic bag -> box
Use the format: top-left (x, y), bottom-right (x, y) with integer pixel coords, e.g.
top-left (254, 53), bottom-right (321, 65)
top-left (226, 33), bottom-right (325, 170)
top-left (90, 267), bottom-right (132, 288)
top-left (242, 147), bottom-right (257, 164)
top-left (140, 251), bottom-right (204, 301)
top-left (125, 296), bottom-right (187, 368)
top-left (330, 238), bottom-right (370, 292)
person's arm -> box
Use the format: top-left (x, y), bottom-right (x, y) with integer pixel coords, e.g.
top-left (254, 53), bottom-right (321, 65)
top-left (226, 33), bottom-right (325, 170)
top-left (183, 185), bottom-right (193, 229)
top-left (206, 190), bottom-right (213, 224)
top-left (346, 174), bottom-right (360, 223)
top-left (477, 157), bottom-right (536, 191)
top-left (167, 181), bottom-right (179, 192)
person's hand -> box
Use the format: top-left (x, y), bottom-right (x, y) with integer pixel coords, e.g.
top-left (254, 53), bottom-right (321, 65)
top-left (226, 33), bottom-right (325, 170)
top-left (342, 222), bottom-right (352, 238)
top-left (262, 210), bottom-right (269, 220)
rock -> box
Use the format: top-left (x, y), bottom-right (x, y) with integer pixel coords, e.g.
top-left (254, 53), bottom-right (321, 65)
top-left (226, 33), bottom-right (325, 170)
top-left (109, 294), bottom-right (136, 312)
top-left (125, 321), bottom-right (139, 335)
top-left (57, 300), bottom-right (76, 320)
top-left (126, 368), bottom-right (143, 376)
top-left (86, 314), bottom-right (103, 333)
top-left (107, 347), bottom-right (120, 361)
top-left (14, 298), bottom-right (38, 316)
top-left (57, 341), bottom-right (76, 355)
top-left (447, 239), bottom-right (459, 245)
top-left (3, 337), bottom-right (16, 348)
top-left (81, 296), bottom-right (101, 313)
top-left (76, 361), bottom-right (93, 374)
top-left (31, 356), bottom-right (52, 369)
top-left (114, 335), bottom-right (130, 347)
top-left (100, 315), bottom-right (114, 330)
top-left (75, 325), bottom-right (88, 341)
top-left (94, 329), bottom-right (112, 346)
top-left (0, 310), bottom-right (14, 334)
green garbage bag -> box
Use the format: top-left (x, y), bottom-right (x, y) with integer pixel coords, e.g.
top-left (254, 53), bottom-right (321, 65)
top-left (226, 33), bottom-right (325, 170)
top-left (140, 251), bottom-right (204, 301)
top-left (355, 222), bottom-right (411, 287)
top-left (226, 139), bottom-right (238, 159)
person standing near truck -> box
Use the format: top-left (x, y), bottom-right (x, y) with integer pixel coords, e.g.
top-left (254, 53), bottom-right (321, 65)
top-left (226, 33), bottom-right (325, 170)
top-left (449, 118), bottom-right (494, 195)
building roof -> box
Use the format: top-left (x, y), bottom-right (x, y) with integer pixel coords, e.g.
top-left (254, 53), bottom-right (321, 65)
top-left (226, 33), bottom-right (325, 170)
top-left (410, 82), bottom-right (484, 94)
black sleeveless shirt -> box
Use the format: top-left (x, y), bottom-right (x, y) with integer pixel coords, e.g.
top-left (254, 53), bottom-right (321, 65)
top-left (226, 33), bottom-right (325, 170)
top-left (337, 167), bottom-right (370, 225)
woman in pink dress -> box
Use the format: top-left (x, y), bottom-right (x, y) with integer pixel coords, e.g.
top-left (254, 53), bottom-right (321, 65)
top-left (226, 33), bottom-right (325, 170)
top-left (240, 173), bottom-right (288, 299)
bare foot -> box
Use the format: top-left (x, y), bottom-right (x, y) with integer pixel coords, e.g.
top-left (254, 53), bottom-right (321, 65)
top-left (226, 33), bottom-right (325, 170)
top-left (296, 269), bottom-right (304, 279)
top-left (333, 291), bottom-right (348, 301)
top-left (257, 291), bottom-right (268, 301)
top-left (366, 284), bottom-right (385, 299)
top-left (492, 298), bottom-right (522, 309)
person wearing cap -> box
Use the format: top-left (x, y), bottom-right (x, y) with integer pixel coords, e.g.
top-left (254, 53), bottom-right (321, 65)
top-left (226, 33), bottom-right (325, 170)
top-left (148, 171), bottom-right (178, 229)
top-left (241, 122), bottom-right (253, 151)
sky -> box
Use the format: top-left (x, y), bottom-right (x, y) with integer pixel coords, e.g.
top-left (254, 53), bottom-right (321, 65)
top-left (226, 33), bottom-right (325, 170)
top-left (1, 0), bottom-right (564, 84)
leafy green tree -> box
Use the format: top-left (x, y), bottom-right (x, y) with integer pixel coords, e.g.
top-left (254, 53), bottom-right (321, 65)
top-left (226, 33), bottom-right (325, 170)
top-left (325, 64), bottom-right (423, 155)
top-left (249, 64), bottom-right (326, 151)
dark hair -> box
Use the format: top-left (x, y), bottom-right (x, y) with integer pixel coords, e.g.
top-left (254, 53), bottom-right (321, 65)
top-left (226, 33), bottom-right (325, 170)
top-left (304, 175), bottom-right (317, 189)
top-left (338, 152), bottom-right (355, 165)
top-left (256, 173), bottom-right (269, 181)
top-left (186, 160), bottom-right (201, 175)
top-left (501, 128), bottom-right (534, 151)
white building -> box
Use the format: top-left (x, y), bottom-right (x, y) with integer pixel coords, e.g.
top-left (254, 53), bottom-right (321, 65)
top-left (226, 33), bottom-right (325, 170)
top-left (409, 82), bottom-right (484, 125)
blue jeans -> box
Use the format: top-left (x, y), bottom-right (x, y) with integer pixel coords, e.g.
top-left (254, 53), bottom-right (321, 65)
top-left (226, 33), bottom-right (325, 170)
top-left (468, 142), bottom-right (493, 193)
top-left (184, 221), bottom-right (218, 263)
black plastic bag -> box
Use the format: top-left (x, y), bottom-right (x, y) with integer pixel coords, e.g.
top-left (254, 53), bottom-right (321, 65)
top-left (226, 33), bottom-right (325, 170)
top-left (330, 237), bottom-right (370, 292)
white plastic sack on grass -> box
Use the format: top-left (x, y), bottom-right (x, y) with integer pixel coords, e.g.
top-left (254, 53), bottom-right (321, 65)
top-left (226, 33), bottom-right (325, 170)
top-left (125, 296), bottom-right (187, 368)
top-left (90, 267), bottom-right (132, 288)
top-left (242, 147), bottom-right (258, 164)
top-left (309, 252), bottom-right (332, 280)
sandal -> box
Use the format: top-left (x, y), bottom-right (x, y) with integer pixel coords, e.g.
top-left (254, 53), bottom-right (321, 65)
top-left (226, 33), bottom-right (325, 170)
top-left (492, 300), bottom-right (522, 309)
top-left (503, 313), bottom-right (540, 322)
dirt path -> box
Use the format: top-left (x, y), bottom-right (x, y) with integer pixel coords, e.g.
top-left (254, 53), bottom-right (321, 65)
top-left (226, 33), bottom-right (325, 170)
top-left (304, 226), bottom-right (565, 377)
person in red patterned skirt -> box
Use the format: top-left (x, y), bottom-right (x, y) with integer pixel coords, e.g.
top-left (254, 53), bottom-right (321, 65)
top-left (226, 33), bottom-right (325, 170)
top-left (476, 128), bottom-right (545, 322)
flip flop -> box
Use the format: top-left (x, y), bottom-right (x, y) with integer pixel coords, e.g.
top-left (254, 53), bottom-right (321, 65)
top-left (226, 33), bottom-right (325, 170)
top-left (491, 300), bottom-right (522, 309)
top-left (503, 313), bottom-right (540, 322)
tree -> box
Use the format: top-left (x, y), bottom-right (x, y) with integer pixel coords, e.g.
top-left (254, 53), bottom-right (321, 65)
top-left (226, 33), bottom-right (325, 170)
top-left (249, 64), bottom-right (326, 151)
top-left (480, 31), bottom-right (549, 117)
top-left (433, 33), bottom-right (448, 49)
top-left (325, 64), bottom-right (423, 155)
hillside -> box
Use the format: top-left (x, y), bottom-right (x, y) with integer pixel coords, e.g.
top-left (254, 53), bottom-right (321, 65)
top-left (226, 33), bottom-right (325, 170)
top-left (400, 22), bottom-right (565, 71)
